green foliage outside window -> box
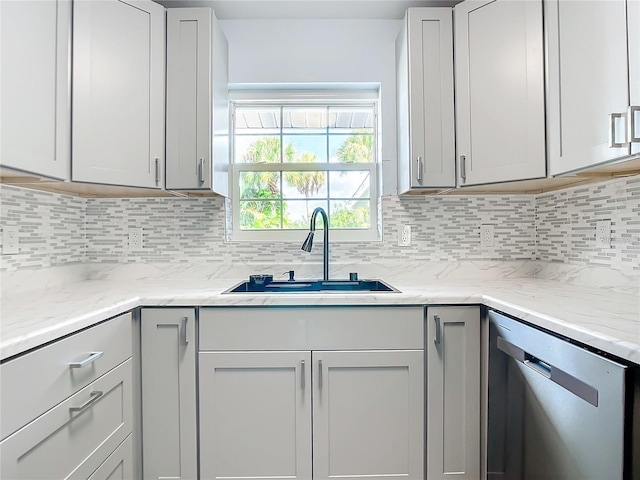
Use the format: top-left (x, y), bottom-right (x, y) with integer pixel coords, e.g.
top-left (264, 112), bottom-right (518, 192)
top-left (238, 133), bottom-right (372, 231)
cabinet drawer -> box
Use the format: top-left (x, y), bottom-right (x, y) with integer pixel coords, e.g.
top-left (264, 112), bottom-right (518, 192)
top-left (0, 359), bottom-right (133, 480)
top-left (1, 312), bottom-right (132, 440)
top-left (88, 434), bottom-right (134, 480)
top-left (200, 307), bottom-right (424, 351)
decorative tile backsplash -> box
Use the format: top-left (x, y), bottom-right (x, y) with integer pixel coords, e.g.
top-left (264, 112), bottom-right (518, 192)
top-left (0, 185), bottom-right (85, 271)
top-left (536, 175), bottom-right (640, 275)
top-left (2, 176), bottom-right (639, 281)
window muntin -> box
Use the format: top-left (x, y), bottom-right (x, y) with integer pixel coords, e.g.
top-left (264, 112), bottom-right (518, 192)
top-left (231, 101), bottom-right (378, 241)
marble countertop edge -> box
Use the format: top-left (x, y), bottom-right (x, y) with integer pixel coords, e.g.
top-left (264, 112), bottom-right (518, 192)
top-left (1, 279), bottom-right (638, 364)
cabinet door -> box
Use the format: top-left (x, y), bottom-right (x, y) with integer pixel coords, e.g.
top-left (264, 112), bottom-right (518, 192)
top-left (455, 0), bottom-right (546, 186)
top-left (397, 8), bottom-right (455, 192)
top-left (72, 0), bottom-right (165, 188)
top-left (140, 309), bottom-right (197, 480)
top-left (426, 306), bottom-right (481, 480)
top-left (628, 0), bottom-right (640, 156)
top-left (165, 8), bottom-right (229, 193)
top-left (312, 350), bottom-right (424, 480)
top-left (166, 8), bottom-right (212, 190)
top-left (546, 0), bottom-right (632, 174)
top-left (0, 0), bottom-right (70, 180)
top-left (199, 351), bottom-right (312, 480)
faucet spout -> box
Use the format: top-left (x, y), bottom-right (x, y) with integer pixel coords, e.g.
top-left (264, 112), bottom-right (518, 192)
top-left (301, 207), bottom-right (329, 281)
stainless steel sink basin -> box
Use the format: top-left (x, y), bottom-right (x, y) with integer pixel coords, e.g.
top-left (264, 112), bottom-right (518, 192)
top-left (224, 279), bottom-right (399, 294)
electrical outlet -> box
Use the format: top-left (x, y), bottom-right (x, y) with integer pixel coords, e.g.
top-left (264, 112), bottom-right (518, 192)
top-left (596, 220), bottom-right (611, 248)
top-left (480, 224), bottom-right (495, 247)
top-left (2, 227), bottom-right (19, 254)
top-left (398, 225), bottom-right (412, 246)
top-left (128, 228), bottom-right (143, 251)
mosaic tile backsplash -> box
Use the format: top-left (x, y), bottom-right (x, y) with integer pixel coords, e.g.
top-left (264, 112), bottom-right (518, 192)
top-left (1, 175), bottom-right (639, 278)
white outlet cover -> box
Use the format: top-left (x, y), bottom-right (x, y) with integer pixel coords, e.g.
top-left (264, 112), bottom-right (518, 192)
top-left (128, 228), bottom-right (143, 251)
top-left (480, 224), bottom-right (495, 247)
top-left (596, 220), bottom-right (611, 248)
top-left (2, 227), bottom-right (19, 254)
top-left (398, 225), bottom-right (412, 246)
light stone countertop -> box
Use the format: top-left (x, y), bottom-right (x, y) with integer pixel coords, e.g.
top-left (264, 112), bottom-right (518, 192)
top-left (1, 271), bottom-right (639, 364)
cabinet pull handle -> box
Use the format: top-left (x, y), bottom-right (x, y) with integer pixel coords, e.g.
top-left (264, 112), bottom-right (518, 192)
top-left (198, 158), bottom-right (205, 184)
top-left (69, 391), bottom-right (103, 413)
top-left (181, 317), bottom-right (189, 345)
top-left (69, 351), bottom-right (103, 369)
top-left (318, 360), bottom-right (323, 391)
top-left (301, 360), bottom-right (305, 390)
top-left (416, 156), bottom-right (423, 182)
top-left (460, 155), bottom-right (467, 183)
top-left (434, 315), bottom-right (441, 346)
top-left (154, 157), bottom-right (161, 185)
top-left (609, 112), bottom-right (627, 148)
top-left (628, 106), bottom-right (640, 143)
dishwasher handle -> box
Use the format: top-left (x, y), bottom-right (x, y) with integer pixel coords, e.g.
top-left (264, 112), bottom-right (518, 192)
top-left (497, 336), bottom-right (599, 407)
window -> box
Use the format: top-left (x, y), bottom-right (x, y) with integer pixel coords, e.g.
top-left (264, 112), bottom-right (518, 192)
top-left (230, 93), bottom-right (379, 242)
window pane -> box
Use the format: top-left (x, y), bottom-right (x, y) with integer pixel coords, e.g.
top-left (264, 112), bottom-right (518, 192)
top-left (239, 201), bottom-right (282, 230)
top-left (329, 171), bottom-right (370, 199)
top-left (329, 106), bottom-right (374, 134)
top-left (283, 107), bottom-right (327, 134)
top-left (235, 107), bottom-right (280, 134)
top-left (283, 170), bottom-right (327, 199)
top-left (240, 171), bottom-right (281, 199)
top-left (236, 135), bottom-right (293, 164)
top-left (282, 200), bottom-right (328, 229)
top-left (330, 200), bottom-right (371, 229)
top-left (283, 134), bottom-right (327, 163)
top-left (329, 134), bottom-right (374, 163)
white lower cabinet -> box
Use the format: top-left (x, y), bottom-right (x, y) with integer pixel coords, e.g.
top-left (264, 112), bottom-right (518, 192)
top-left (140, 308), bottom-right (197, 480)
top-left (0, 312), bottom-right (134, 480)
top-left (0, 359), bottom-right (133, 480)
top-left (198, 306), bottom-right (425, 480)
top-left (312, 350), bottom-right (424, 480)
top-left (199, 351), bottom-right (313, 480)
top-left (425, 306), bottom-right (481, 480)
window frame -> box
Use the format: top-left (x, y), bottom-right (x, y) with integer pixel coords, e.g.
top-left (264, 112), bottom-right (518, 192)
top-left (228, 92), bottom-right (380, 243)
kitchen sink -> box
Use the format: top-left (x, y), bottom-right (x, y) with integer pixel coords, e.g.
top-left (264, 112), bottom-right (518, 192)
top-left (224, 278), bottom-right (399, 294)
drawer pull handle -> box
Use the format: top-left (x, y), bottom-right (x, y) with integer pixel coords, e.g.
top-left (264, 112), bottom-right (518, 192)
top-left (69, 391), bottom-right (103, 414)
top-left (301, 360), bottom-right (305, 391)
top-left (318, 360), bottom-right (323, 391)
top-left (69, 351), bottom-right (103, 369)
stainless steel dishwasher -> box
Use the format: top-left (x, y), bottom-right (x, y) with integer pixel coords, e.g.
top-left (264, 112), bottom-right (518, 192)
top-left (487, 310), bottom-right (639, 480)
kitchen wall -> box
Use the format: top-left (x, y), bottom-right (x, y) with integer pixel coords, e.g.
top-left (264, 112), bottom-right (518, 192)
top-left (1, 175), bottom-right (639, 290)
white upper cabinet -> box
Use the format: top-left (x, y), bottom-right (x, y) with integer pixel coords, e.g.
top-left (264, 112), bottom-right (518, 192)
top-left (165, 8), bottom-right (229, 194)
top-left (397, 8), bottom-right (455, 192)
top-left (454, 0), bottom-right (546, 186)
top-left (0, 0), bottom-right (71, 180)
top-left (629, 0), bottom-right (640, 156)
top-left (546, 0), bottom-right (640, 175)
top-left (72, 0), bottom-right (165, 189)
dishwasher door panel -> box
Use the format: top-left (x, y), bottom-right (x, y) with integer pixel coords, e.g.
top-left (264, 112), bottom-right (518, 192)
top-left (488, 310), bottom-right (628, 480)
